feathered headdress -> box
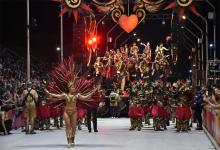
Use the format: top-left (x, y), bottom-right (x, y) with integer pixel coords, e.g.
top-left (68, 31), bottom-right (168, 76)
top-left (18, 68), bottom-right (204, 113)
top-left (47, 55), bottom-right (99, 108)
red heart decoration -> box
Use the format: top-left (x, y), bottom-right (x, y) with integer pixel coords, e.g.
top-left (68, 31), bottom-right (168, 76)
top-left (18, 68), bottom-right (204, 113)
top-left (119, 14), bottom-right (139, 33)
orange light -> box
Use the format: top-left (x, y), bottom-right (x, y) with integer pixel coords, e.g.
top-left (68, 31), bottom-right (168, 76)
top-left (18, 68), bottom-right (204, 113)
top-left (92, 37), bottom-right (97, 42)
top-left (88, 39), bottom-right (93, 45)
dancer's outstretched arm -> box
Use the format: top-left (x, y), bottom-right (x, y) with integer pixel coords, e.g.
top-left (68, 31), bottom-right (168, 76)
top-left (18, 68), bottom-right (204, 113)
top-left (78, 88), bottom-right (97, 101)
top-left (44, 89), bottom-right (65, 99)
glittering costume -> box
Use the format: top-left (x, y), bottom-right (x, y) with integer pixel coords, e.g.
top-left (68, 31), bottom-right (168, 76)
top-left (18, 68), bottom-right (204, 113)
top-left (175, 85), bottom-right (192, 132)
top-left (94, 57), bottom-right (103, 77)
top-left (116, 58), bottom-right (128, 92)
top-left (151, 81), bottom-right (167, 131)
top-left (22, 87), bottom-right (38, 134)
top-left (128, 98), bottom-right (144, 131)
top-left (128, 83), bottom-right (144, 131)
top-left (103, 51), bottom-right (117, 78)
top-left (46, 57), bottom-right (99, 147)
top-left (109, 91), bottom-right (120, 118)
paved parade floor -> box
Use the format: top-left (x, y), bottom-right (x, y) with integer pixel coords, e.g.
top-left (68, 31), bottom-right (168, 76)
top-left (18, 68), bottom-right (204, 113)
top-left (0, 118), bottom-right (216, 150)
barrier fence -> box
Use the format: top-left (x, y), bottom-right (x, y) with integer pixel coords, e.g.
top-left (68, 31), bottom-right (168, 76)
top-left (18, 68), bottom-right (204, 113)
top-left (203, 107), bottom-right (220, 147)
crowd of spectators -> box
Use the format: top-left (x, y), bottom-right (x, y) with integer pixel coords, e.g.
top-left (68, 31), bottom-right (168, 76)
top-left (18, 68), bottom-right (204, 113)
top-left (0, 46), bottom-right (51, 135)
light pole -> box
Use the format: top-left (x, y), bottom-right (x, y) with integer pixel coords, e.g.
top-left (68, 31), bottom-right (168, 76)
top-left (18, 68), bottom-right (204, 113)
top-left (198, 15), bottom-right (208, 86)
top-left (183, 16), bottom-right (204, 71)
top-left (60, 7), bottom-right (64, 61)
top-left (183, 25), bottom-right (201, 71)
top-left (182, 28), bottom-right (200, 86)
top-left (205, 0), bottom-right (216, 60)
top-left (27, 0), bottom-right (30, 82)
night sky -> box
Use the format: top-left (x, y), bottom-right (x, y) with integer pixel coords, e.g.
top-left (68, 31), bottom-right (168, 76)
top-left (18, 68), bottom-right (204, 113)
top-left (0, 0), bottom-right (219, 65)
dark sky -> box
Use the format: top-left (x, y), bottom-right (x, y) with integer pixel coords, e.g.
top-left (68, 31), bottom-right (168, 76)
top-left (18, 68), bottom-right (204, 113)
top-left (0, 0), bottom-right (219, 64)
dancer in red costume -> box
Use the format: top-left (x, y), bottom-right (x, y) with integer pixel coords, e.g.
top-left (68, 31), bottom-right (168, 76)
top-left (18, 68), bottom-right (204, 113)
top-left (175, 83), bottom-right (192, 132)
top-left (103, 50), bottom-right (117, 78)
top-left (45, 57), bottom-right (99, 148)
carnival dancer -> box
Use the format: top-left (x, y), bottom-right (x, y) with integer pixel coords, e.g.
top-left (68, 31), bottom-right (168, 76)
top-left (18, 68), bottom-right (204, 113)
top-left (128, 82), bottom-right (144, 131)
top-left (130, 43), bottom-right (139, 58)
top-left (87, 89), bottom-right (104, 132)
top-left (116, 56), bottom-right (128, 92)
top-left (109, 90), bottom-right (120, 118)
top-left (77, 107), bottom-right (87, 130)
top-left (152, 63), bottom-right (164, 80)
top-left (21, 82), bottom-right (38, 134)
top-left (93, 57), bottom-right (103, 77)
top-left (128, 96), bottom-right (144, 131)
top-left (155, 43), bottom-right (168, 59)
top-left (38, 99), bottom-right (50, 130)
top-left (37, 84), bottom-right (50, 130)
top-left (45, 57), bottom-right (99, 148)
top-left (141, 42), bottom-right (152, 62)
top-left (121, 45), bottom-right (129, 62)
top-left (103, 50), bottom-right (117, 78)
top-left (151, 81), bottom-right (165, 131)
top-left (142, 81), bottom-right (153, 125)
top-left (174, 82), bottom-right (192, 132)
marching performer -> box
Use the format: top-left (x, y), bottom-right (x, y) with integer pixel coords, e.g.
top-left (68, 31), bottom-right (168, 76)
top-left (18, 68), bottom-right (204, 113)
top-left (141, 42), bottom-right (151, 62)
top-left (103, 50), bottom-right (117, 78)
top-left (45, 57), bottom-right (99, 148)
top-left (116, 57), bottom-right (128, 92)
top-left (21, 82), bottom-right (38, 134)
top-left (175, 83), bottom-right (192, 132)
top-left (128, 83), bottom-right (144, 131)
top-left (93, 57), bottom-right (103, 77)
top-left (130, 42), bottom-right (139, 61)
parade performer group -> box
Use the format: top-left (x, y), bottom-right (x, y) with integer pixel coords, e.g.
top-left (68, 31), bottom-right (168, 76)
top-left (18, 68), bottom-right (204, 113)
top-left (92, 40), bottom-right (195, 132)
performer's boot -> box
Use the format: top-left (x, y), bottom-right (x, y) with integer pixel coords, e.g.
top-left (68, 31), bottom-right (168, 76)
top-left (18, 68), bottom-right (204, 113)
top-left (78, 119), bottom-right (82, 130)
top-left (153, 118), bottom-right (156, 130)
top-left (71, 136), bottom-right (75, 147)
top-left (137, 118), bottom-right (142, 131)
top-left (25, 127), bottom-right (29, 134)
top-left (155, 117), bottom-right (161, 131)
top-left (39, 120), bottom-right (43, 130)
top-left (176, 119), bottom-right (181, 132)
top-left (129, 118), bottom-right (135, 130)
top-left (67, 133), bottom-right (72, 148)
top-left (163, 119), bottom-right (167, 130)
top-left (70, 129), bottom-right (76, 147)
top-left (182, 120), bottom-right (189, 132)
top-left (84, 117), bottom-right (88, 127)
top-left (30, 129), bottom-right (36, 134)
top-left (34, 119), bottom-right (40, 130)
top-left (145, 114), bottom-right (150, 125)
top-left (54, 117), bottom-right (58, 128)
top-left (46, 118), bottom-right (50, 130)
